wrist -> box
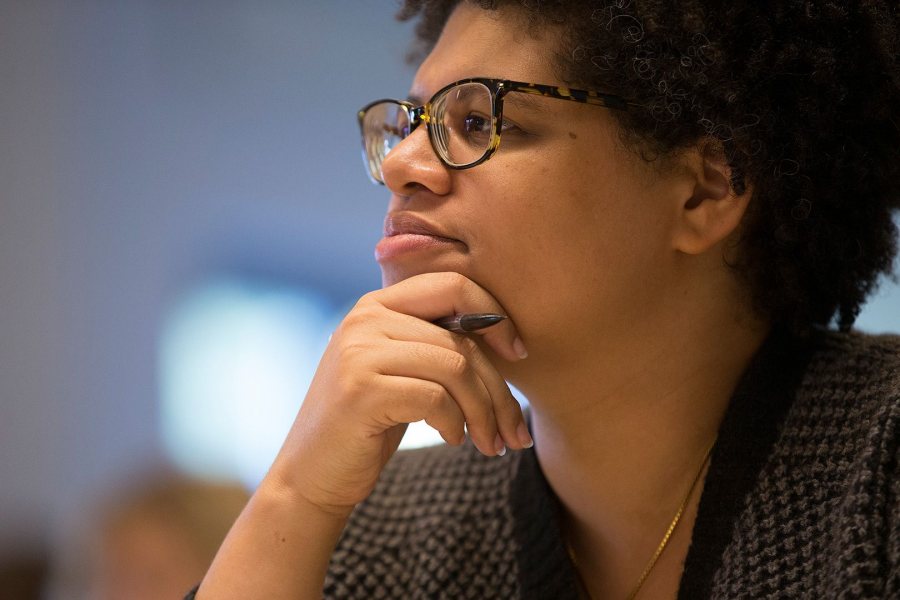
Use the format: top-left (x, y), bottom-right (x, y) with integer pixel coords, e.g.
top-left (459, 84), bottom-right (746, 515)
top-left (258, 470), bottom-right (356, 524)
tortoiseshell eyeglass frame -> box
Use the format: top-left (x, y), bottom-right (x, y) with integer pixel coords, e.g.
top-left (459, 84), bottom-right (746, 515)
top-left (357, 77), bottom-right (640, 185)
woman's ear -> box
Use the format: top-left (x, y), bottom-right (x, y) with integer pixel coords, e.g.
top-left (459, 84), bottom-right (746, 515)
top-left (672, 141), bottom-right (752, 256)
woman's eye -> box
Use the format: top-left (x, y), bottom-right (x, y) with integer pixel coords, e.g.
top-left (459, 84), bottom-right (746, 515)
top-left (463, 114), bottom-right (491, 135)
top-left (462, 114), bottom-right (521, 136)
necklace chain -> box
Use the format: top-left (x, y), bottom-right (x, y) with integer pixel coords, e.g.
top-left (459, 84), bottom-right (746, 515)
top-left (566, 440), bottom-right (716, 600)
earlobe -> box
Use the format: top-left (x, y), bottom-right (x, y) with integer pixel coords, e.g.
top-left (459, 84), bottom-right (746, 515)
top-left (674, 142), bottom-right (752, 255)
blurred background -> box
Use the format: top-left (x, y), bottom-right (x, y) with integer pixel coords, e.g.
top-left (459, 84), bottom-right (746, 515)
top-left (1, 1), bottom-right (898, 597)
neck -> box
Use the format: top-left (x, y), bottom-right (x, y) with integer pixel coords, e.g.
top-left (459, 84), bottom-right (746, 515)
top-left (506, 305), bottom-right (769, 596)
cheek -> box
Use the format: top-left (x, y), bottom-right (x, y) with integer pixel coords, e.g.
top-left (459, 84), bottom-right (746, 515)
top-left (467, 153), bottom-right (673, 342)
top-left (464, 174), bottom-right (605, 312)
top-left (473, 153), bottom-right (640, 270)
top-left (464, 167), bottom-right (571, 266)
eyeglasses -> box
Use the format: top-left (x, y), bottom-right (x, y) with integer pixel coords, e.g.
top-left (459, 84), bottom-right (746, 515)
top-left (357, 77), bottom-right (637, 185)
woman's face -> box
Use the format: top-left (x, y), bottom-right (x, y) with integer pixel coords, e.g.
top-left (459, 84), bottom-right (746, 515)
top-left (377, 4), bottom-right (687, 371)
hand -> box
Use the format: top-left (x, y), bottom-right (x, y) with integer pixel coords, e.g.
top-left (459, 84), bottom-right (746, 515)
top-left (264, 272), bottom-right (532, 517)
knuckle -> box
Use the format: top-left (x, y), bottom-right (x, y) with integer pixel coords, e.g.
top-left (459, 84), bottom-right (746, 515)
top-left (456, 336), bottom-right (481, 357)
top-left (420, 382), bottom-right (448, 411)
top-left (342, 303), bottom-right (379, 329)
top-left (452, 272), bottom-right (471, 295)
top-left (443, 351), bottom-right (470, 378)
top-left (438, 271), bottom-right (468, 294)
top-left (356, 290), bottom-right (381, 307)
top-left (337, 339), bottom-right (373, 364)
top-left (336, 314), bottom-right (360, 334)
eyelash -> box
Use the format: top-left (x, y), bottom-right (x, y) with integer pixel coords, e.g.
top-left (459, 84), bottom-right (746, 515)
top-left (461, 113), bottom-right (524, 135)
top-left (499, 117), bottom-right (522, 133)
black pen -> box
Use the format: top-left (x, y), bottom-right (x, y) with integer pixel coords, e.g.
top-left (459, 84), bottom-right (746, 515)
top-left (432, 313), bottom-right (507, 333)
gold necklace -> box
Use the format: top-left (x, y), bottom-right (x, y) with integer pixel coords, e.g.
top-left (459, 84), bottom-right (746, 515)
top-left (565, 440), bottom-right (715, 600)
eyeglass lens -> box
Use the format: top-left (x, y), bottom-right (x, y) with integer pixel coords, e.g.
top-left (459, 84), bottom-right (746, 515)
top-left (361, 81), bottom-right (495, 183)
top-left (433, 82), bottom-right (494, 167)
top-left (361, 102), bottom-right (410, 184)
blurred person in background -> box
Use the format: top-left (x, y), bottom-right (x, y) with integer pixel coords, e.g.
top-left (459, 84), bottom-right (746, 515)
top-left (52, 470), bottom-right (247, 600)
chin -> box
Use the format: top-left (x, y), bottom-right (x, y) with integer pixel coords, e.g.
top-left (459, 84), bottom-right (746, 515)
top-left (378, 258), bottom-right (469, 289)
top-left (379, 265), bottom-right (415, 288)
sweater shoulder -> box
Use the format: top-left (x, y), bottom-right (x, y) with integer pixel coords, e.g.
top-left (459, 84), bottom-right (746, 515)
top-left (795, 329), bottom-right (900, 430)
top-left (710, 330), bottom-right (900, 597)
top-left (809, 329), bottom-right (900, 379)
top-left (781, 329), bottom-right (900, 483)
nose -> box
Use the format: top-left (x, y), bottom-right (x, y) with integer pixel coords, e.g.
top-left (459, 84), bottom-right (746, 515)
top-left (380, 124), bottom-right (452, 197)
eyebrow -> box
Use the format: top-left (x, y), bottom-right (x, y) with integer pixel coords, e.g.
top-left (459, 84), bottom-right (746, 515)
top-left (406, 83), bottom-right (433, 105)
top-left (502, 90), bottom-right (550, 113)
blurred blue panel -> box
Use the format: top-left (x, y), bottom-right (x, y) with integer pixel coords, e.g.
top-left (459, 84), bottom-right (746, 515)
top-left (159, 279), bottom-right (338, 486)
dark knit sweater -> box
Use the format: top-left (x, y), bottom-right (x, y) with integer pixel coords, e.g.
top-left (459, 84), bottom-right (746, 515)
top-left (322, 330), bottom-right (900, 599)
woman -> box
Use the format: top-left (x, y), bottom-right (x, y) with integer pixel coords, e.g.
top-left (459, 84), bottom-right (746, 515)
top-left (193, 1), bottom-right (900, 598)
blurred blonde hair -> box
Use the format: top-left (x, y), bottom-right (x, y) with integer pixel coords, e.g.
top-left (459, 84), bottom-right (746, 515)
top-left (97, 470), bottom-right (249, 564)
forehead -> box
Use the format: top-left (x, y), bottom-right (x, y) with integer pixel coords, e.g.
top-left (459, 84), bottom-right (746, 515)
top-left (409, 3), bottom-right (561, 102)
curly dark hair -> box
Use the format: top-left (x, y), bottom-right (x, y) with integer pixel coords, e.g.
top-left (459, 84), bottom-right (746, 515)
top-left (396, 0), bottom-right (900, 334)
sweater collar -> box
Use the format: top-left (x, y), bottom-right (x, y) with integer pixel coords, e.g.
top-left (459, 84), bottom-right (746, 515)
top-left (508, 327), bottom-right (816, 599)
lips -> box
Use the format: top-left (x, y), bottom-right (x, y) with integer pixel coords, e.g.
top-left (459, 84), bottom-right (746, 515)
top-left (382, 212), bottom-right (457, 240)
top-left (375, 212), bottom-right (465, 262)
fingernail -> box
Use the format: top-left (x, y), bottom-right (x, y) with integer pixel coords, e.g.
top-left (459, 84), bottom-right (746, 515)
top-left (494, 434), bottom-right (507, 457)
top-left (512, 336), bottom-right (528, 359)
top-left (517, 422), bottom-right (534, 449)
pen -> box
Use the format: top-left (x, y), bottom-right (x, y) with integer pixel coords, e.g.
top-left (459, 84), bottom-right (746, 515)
top-left (432, 313), bottom-right (507, 333)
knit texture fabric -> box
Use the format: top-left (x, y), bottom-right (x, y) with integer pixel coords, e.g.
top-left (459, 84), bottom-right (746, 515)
top-left (706, 332), bottom-right (900, 598)
top-left (324, 438), bottom-right (527, 598)
top-left (322, 330), bottom-right (900, 599)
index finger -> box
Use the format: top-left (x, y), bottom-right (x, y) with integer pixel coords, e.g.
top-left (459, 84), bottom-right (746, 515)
top-left (369, 272), bottom-right (528, 362)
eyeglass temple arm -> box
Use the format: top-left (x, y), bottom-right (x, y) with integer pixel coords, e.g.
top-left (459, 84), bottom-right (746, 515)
top-left (502, 81), bottom-right (636, 111)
